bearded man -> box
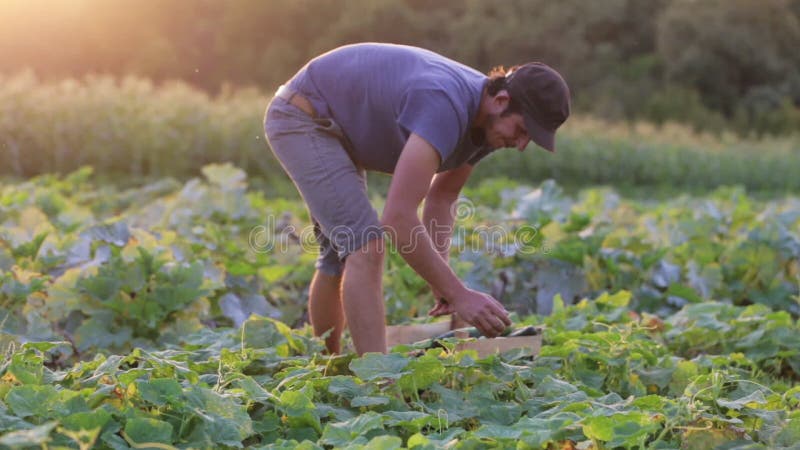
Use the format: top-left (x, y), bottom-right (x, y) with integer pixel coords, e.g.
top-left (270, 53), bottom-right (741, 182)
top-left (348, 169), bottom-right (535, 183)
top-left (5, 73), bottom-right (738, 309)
top-left (264, 43), bottom-right (570, 354)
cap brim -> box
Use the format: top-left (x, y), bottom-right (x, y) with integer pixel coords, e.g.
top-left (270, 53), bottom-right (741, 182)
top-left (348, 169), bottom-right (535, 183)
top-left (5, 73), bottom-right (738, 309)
top-left (523, 114), bottom-right (556, 153)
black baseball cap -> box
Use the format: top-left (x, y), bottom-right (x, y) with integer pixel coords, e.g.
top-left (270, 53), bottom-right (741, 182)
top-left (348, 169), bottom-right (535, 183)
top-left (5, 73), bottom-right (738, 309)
top-left (505, 63), bottom-right (571, 152)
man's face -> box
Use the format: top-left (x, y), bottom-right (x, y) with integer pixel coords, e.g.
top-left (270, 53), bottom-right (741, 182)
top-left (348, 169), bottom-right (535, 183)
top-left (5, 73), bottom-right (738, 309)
top-left (483, 110), bottom-right (531, 151)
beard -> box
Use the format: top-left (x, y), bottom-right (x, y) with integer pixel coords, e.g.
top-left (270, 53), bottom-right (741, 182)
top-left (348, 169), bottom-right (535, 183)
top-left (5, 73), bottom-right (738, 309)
top-left (482, 112), bottom-right (506, 149)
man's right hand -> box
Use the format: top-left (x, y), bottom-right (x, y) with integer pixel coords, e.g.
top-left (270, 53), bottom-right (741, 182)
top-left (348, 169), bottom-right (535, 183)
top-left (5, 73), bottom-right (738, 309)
top-left (447, 288), bottom-right (511, 337)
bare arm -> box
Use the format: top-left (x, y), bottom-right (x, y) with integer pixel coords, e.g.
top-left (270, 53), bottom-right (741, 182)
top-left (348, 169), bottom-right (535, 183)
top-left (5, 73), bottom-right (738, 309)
top-left (422, 163), bottom-right (473, 262)
top-left (382, 134), bottom-right (465, 300)
top-left (422, 164), bottom-right (473, 318)
top-left (383, 134), bottom-right (510, 336)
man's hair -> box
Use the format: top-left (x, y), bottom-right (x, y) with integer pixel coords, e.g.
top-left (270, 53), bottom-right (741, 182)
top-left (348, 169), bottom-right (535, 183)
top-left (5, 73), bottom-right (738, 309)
top-left (486, 65), bottom-right (523, 116)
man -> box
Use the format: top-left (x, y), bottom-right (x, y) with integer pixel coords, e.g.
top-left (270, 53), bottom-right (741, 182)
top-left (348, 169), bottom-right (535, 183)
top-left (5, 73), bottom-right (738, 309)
top-left (264, 43), bottom-right (570, 355)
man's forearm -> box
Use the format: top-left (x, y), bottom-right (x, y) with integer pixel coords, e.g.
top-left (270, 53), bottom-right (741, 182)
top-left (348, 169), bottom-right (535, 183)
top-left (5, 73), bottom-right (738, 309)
top-left (383, 213), bottom-right (464, 300)
top-left (422, 195), bottom-right (456, 263)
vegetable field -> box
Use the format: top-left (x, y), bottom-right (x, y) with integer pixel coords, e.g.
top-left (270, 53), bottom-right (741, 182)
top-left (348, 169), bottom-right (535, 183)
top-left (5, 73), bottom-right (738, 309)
top-left (1, 165), bottom-right (799, 449)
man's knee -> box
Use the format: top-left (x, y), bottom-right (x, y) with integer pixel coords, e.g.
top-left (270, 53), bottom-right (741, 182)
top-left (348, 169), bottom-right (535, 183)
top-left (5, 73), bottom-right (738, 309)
top-left (345, 235), bottom-right (385, 268)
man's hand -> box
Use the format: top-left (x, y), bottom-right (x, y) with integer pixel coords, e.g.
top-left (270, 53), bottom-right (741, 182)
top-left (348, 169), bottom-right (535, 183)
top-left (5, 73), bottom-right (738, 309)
top-left (428, 289), bottom-right (455, 317)
top-left (438, 288), bottom-right (511, 337)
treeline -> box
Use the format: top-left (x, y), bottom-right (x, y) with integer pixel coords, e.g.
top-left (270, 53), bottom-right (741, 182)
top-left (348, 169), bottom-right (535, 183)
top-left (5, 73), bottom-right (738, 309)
top-left (1, 0), bottom-right (799, 136)
top-left (2, 73), bottom-right (799, 191)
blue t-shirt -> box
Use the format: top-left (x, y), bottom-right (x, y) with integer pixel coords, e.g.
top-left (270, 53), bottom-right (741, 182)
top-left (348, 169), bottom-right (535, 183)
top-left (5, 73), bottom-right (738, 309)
top-left (286, 43), bottom-right (494, 173)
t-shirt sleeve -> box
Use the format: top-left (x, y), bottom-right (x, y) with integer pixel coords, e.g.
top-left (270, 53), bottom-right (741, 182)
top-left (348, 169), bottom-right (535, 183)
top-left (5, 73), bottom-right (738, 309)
top-left (397, 89), bottom-right (465, 162)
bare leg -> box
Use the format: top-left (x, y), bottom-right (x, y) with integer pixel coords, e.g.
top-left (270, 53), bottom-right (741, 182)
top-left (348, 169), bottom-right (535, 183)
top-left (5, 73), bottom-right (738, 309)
top-left (342, 237), bottom-right (387, 354)
top-left (308, 270), bottom-right (344, 354)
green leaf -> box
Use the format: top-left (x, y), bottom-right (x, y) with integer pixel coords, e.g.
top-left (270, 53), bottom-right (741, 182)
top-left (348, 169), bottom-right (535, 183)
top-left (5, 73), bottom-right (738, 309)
top-left (630, 395), bottom-right (668, 411)
top-left (267, 438), bottom-right (323, 450)
top-left (84, 222), bottom-right (130, 246)
top-left (594, 290), bottom-right (632, 308)
top-left (382, 411), bottom-right (437, 434)
top-left (73, 316), bottom-right (133, 352)
top-left (279, 390), bottom-right (322, 434)
top-left (582, 415), bottom-right (615, 441)
top-left (536, 376), bottom-right (579, 398)
top-left (773, 417), bottom-right (800, 447)
top-left (667, 283), bottom-right (703, 304)
top-left (515, 414), bottom-right (579, 448)
top-left (185, 386), bottom-right (254, 444)
top-left (350, 396), bottom-right (390, 407)
top-left (349, 353), bottom-right (409, 381)
top-left (7, 351), bottom-right (44, 384)
top-left (0, 421), bottom-right (57, 447)
top-left (582, 412), bottom-right (660, 447)
top-left (137, 378), bottom-right (183, 407)
top-left (242, 316), bottom-right (298, 354)
top-left (399, 353), bottom-right (444, 392)
top-left (668, 360), bottom-right (699, 396)
top-left (320, 412), bottom-right (383, 447)
top-left (360, 435), bottom-right (403, 450)
top-left (716, 390), bottom-right (767, 411)
top-left (124, 418), bottom-right (174, 445)
top-left (236, 375), bottom-right (280, 404)
top-left (636, 367), bottom-right (675, 390)
top-left (327, 376), bottom-right (369, 400)
top-left (61, 409), bottom-right (112, 432)
top-left (4, 384), bottom-right (58, 418)
top-left (474, 423), bottom-right (523, 440)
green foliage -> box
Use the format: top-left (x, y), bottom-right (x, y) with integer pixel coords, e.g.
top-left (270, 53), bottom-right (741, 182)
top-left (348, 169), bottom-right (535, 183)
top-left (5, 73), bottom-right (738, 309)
top-left (3, 168), bottom-right (800, 357)
top-left (0, 168), bottom-right (799, 447)
top-left (2, 291), bottom-right (799, 448)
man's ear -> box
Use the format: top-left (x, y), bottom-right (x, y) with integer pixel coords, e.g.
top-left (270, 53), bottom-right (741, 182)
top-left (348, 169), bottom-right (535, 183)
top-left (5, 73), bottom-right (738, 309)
top-left (490, 89), bottom-right (511, 114)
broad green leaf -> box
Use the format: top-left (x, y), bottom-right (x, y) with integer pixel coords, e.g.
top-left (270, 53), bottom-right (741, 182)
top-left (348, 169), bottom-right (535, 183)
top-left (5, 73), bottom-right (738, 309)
top-left (7, 351), bottom-right (44, 384)
top-left (137, 378), bottom-right (182, 407)
top-left (717, 390), bottom-right (768, 410)
top-left (582, 412), bottom-right (660, 447)
top-left (185, 386), bottom-right (253, 442)
top-left (359, 435), bottom-right (403, 450)
top-left (350, 396), bottom-right (390, 407)
top-left (399, 353), bottom-right (444, 392)
top-left (594, 290), bottom-right (631, 308)
top-left (4, 384), bottom-right (58, 418)
top-left (320, 412), bottom-right (383, 447)
top-left (514, 413), bottom-right (580, 448)
top-left (73, 316), bottom-right (133, 352)
top-left (0, 402), bottom-right (33, 433)
top-left (773, 417), bottom-right (800, 447)
top-left (474, 423), bottom-right (523, 440)
top-left (264, 439), bottom-right (323, 450)
top-left (582, 415), bottom-right (616, 441)
top-left (382, 411), bottom-right (437, 434)
top-left (279, 390), bottom-right (321, 433)
top-left (0, 421), bottom-right (57, 447)
top-left (349, 353), bottom-right (409, 381)
top-left (235, 375), bottom-right (280, 404)
top-left (667, 283), bottom-right (703, 304)
top-left (124, 418), bottom-right (173, 445)
top-left (84, 222), bottom-right (130, 247)
top-left (327, 376), bottom-right (369, 399)
top-left (536, 376), bottom-right (579, 398)
top-left (61, 409), bottom-right (112, 432)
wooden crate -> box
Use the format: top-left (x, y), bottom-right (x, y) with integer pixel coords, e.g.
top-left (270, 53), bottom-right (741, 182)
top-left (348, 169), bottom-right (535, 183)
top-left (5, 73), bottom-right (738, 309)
top-left (386, 321), bottom-right (542, 358)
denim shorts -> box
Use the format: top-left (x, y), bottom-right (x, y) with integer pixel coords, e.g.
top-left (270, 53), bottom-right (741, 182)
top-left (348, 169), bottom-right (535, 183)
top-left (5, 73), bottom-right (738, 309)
top-left (263, 90), bottom-right (383, 276)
